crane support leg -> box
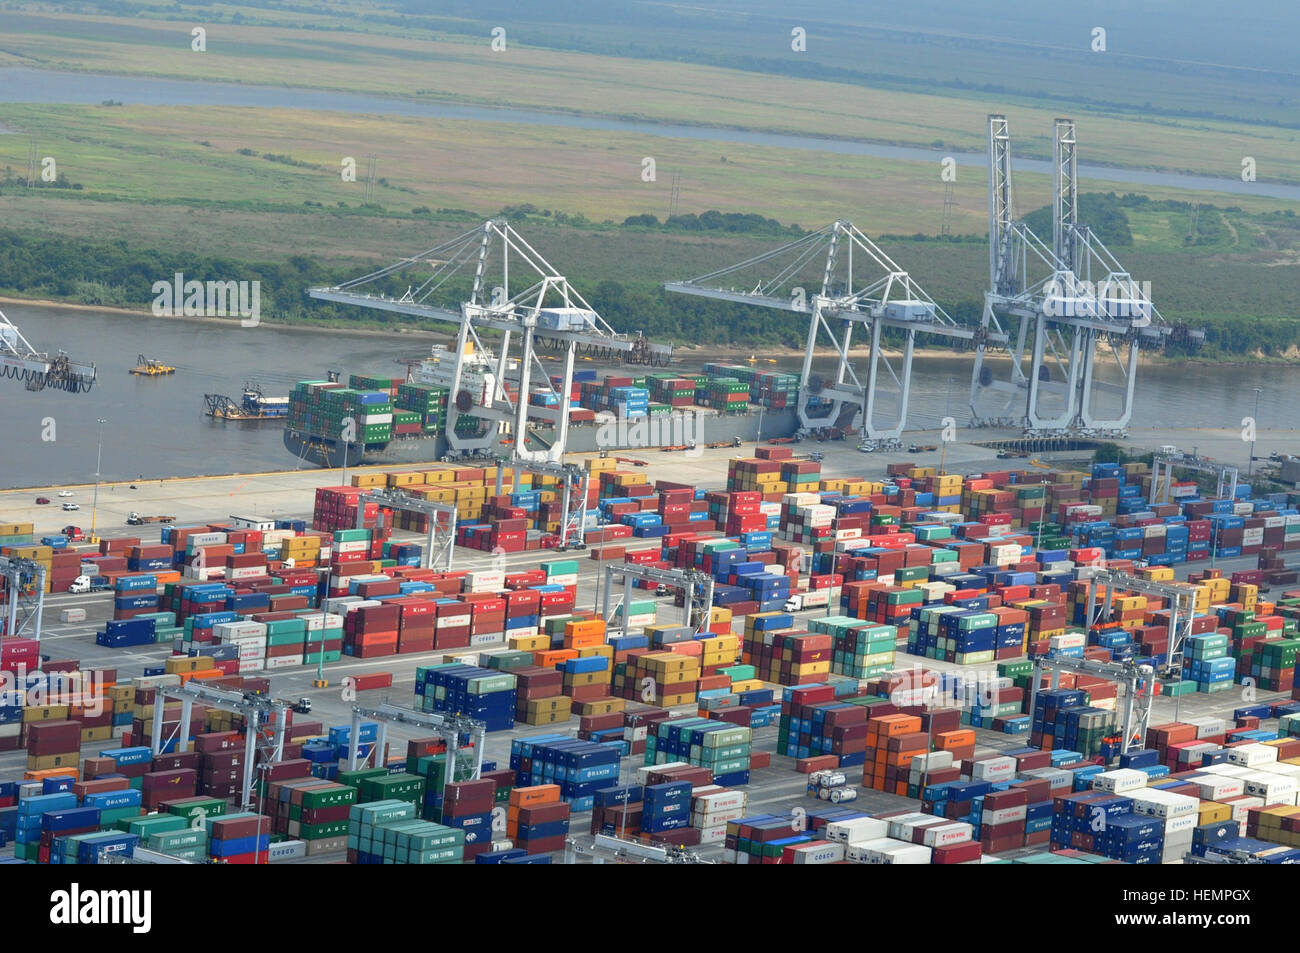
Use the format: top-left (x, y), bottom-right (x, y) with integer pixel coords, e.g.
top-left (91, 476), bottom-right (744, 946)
top-left (1079, 333), bottom-right (1140, 431)
top-left (241, 715), bottom-right (258, 810)
top-left (349, 710), bottom-right (362, 771)
top-left (177, 696), bottom-right (194, 754)
top-left (151, 697), bottom-right (166, 757)
top-left (863, 324), bottom-right (915, 440)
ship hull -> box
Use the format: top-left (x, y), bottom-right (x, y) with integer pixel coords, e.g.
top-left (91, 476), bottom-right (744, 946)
top-left (545, 407), bottom-right (799, 453)
top-left (283, 407), bottom-right (800, 469)
top-left (284, 428), bottom-right (448, 469)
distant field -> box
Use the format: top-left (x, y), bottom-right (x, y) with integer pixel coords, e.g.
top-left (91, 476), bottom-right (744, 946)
top-left (6, 0), bottom-right (1296, 125)
top-left (2, 103), bottom-right (1296, 244)
top-left (1, 6), bottom-right (1299, 186)
top-left (0, 1), bottom-right (1295, 357)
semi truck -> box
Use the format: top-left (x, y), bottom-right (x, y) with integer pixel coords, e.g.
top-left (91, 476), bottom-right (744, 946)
top-left (127, 512), bottom-right (176, 525)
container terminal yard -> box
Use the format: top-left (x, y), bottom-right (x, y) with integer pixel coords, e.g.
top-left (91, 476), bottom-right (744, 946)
top-left (4, 423), bottom-right (1300, 873)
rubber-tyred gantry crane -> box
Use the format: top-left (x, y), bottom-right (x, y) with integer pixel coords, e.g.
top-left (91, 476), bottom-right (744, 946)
top-left (0, 307), bottom-right (96, 393)
top-left (308, 219), bottom-right (671, 465)
top-left (665, 221), bottom-right (1009, 442)
top-left (0, 551), bottom-right (47, 640)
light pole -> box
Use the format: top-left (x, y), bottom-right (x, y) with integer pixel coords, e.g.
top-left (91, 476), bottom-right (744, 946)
top-left (594, 526), bottom-right (608, 613)
top-left (340, 434), bottom-right (352, 490)
top-left (90, 418), bottom-right (106, 541)
top-left (1248, 387), bottom-right (1262, 477)
top-left (1035, 478), bottom-right (1048, 551)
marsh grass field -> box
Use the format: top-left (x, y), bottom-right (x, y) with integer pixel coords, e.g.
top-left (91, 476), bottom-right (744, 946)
top-left (2, 2), bottom-right (1297, 182)
top-left (0, 0), bottom-right (1297, 354)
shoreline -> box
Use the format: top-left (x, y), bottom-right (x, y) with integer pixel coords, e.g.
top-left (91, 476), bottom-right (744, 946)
top-left (2, 424), bottom-right (1293, 494)
top-left (0, 294), bottom-right (1288, 368)
top-left (0, 295), bottom-right (458, 342)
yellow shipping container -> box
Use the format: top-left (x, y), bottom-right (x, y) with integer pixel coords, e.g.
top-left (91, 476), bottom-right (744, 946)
top-left (642, 669), bottom-right (698, 687)
top-left (165, 656), bottom-right (216, 675)
top-left (1137, 566), bottom-right (1175, 583)
top-left (23, 705), bottom-right (70, 722)
top-left (650, 691), bottom-right (697, 708)
top-left (27, 754), bottom-right (79, 771)
top-left (577, 644), bottom-right (615, 663)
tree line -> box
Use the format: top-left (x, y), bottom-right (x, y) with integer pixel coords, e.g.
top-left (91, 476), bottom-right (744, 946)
top-left (0, 208), bottom-right (1293, 358)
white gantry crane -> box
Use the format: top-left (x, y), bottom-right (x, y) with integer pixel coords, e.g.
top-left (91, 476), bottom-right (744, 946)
top-left (1028, 653), bottom-right (1156, 755)
top-left (1147, 453), bottom-right (1239, 506)
top-left (969, 116), bottom-right (1181, 436)
top-left (149, 682), bottom-right (293, 811)
top-left (665, 221), bottom-right (1008, 442)
top-left (600, 561), bottom-right (715, 637)
top-left (0, 307), bottom-right (96, 393)
top-left (494, 457), bottom-right (591, 551)
top-left (308, 219), bottom-right (671, 465)
top-left (1075, 566), bottom-right (1198, 676)
top-left (354, 488), bottom-right (458, 570)
top-left (0, 552), bottom-right (47, 641)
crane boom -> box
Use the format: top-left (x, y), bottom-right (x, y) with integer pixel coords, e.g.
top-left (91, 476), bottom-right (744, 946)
top-left (0, 307), bottom-right (96, 393)
top-left (668, 220), bottom-right (1007, 441)
top-left (309, 219), bottom-right (672, 464)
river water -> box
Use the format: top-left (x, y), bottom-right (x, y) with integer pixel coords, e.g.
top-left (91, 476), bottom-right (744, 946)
top-left (2, 68), bottom-right (1298, 203)
top-left (1, 302), bottom-right (1292, 488)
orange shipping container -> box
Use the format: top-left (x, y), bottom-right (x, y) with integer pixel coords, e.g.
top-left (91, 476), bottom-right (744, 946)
top-left (508, 784), bottom-right (562, 808)
top-left (533, 649), bottom-right (579, 668)
top-left (935, 729), bottom-right (976, 750)
top-left (869, 714), bottom-right (923, 737)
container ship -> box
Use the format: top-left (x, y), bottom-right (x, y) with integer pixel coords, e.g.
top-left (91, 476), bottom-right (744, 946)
top-left (284, 346), bottom-right (801, 469)
top-left (284, 345), bottom-right (487, 468)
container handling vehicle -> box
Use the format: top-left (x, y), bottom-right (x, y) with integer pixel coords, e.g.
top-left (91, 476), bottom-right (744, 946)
top-left (126, 512), bottom-right (176, 525)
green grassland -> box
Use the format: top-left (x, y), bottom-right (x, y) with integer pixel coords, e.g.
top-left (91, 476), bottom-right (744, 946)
top-left (2, 103), bottom-right (1296, 244)
top-left (0, 1), bottom-right (1297, 358)
top-left (1, 3), bottom-right (1299, 185)
top-left (18, 1), bottom-right (1299, 125)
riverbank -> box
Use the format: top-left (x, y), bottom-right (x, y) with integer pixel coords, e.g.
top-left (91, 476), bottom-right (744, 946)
top-left (6, 294), bottom-right (1292, 368)
top-left (0, 295), bottom-right (459, 342)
